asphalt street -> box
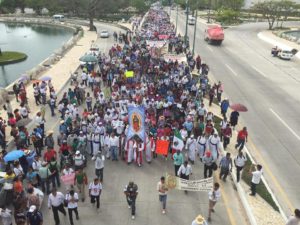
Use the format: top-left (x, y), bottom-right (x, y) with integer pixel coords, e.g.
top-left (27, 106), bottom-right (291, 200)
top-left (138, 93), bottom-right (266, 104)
top-left (34, 22), bottom-right (248, 225)
top-left (171, 10), bottom-right (300, 215)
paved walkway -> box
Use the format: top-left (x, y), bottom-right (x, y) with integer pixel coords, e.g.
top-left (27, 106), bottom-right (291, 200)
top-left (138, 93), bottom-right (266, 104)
top-left (2, 27), bottom-right (97, 143)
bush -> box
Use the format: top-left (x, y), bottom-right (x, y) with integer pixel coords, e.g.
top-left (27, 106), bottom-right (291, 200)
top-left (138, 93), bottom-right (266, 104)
top-left (216, 7), bottom-right (241, 25)
top-left (242, 156), bottom-right (280, 212)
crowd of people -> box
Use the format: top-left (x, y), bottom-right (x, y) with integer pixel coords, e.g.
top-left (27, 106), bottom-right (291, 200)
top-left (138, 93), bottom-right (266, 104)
top-left (0, 5), bottom-right (281, 225)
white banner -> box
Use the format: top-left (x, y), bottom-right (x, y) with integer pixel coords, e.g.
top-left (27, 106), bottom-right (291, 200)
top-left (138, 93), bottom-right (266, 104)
top-left (146, 40), bottom-right (167, 48)
top-left (163, 54), bottom-right (187, 63)
top-left (166, 174), bottom-right (213, 192)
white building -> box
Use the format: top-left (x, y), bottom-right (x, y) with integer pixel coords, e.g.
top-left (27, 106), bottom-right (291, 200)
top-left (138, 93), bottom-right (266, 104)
top-left (244, 0), bottom-right (300, 9)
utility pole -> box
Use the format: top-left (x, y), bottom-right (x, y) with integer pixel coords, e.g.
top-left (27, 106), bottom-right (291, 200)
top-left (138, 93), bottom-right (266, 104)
top-left (184, 0), bottom-right (189, 46)
top-left (207, 0), bottom-right (211, 23)
top-left (175, 3), bottom-right (178, 34)
top-left (192, 9), bottom-right (198, 56)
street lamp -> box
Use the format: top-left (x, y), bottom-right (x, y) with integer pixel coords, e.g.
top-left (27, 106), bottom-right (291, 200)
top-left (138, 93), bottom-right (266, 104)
top-left (192, 9), bottom-right (198, 56)
top-left (184, 0), bottom-right (189, 46)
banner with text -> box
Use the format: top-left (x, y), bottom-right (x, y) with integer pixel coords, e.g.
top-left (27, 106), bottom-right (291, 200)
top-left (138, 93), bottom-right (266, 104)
top-left (166, 174), bottom-right (213, 192)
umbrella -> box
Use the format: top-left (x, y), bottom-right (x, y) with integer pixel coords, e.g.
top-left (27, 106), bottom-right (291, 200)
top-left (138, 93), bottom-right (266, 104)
top-left (16, 118), bottom-right (32, 127)
top-left (230, 103), bottom-right (248, 112)
top-left (4, 150), bottom-right (25, 162)
top-left (40, 76), bottom-right (52, 81)
top-left (79, 54), bottom-right (97, 63)
top-left (19, 74), bottom-right (29, 82)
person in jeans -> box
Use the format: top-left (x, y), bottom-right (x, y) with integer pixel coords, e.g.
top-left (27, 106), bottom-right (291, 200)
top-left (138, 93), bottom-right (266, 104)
top-left (88, 178), bottom-right (102, 209)
top-left (157, 176), bottom-right (168, 214)
top-left (38, 162), bottom-right (50, 195)
top-left (124, 181), bottom-right (138, 220)
top-left (207, 182), bottom-right (221, 222)
top-left (92, 151), bottom-right (105, 182)
top-left (75, 168), bottom-right (88, 202)
top-left (48, 188), bottom-right (66, 225)
top-left (234, 151), bottom-right (247, 182)
top-left (235, 127), bottom-right (248, 151)
top-left (219, 153), bottom-right (232, 182)
top-left (173, 150), bottom-right (184, 176)
top-left (26, 205), bottom-right (43, 225)
top-left (109, 132), bottom-right (119, 161)
top-left (249, 164), bottom-right (263, 196)
top-left (65, 190), bottom-right (79, 225)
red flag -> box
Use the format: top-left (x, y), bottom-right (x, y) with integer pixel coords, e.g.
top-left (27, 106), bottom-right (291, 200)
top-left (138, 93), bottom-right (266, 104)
top-left (156, 140), bottom-right (169, 155)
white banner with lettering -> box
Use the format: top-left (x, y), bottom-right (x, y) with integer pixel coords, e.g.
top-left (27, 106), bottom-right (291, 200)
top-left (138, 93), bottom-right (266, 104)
top-left (166, 174), bottom-right (213, 192)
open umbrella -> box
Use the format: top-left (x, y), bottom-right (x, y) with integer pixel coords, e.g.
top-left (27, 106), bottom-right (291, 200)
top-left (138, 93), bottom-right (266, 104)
top-left (40, 76), bottom-right (52, 81)
top-left (19, 74), bottom-right (29, 82)
top-left (4, 150), bottom-right (25, 162)
top-left (79, 54), bottom-right (97, 63)
top-left (16, 118), bottom-right (32, 127)
top-left (230, 103), bottom-right (248, 112)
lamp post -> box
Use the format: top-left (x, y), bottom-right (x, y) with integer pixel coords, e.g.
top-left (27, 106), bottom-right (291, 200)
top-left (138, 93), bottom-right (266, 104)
top-left (184, 0), bottom-right (189, 46)
top-left (192, 9), bottom-right (198, 56)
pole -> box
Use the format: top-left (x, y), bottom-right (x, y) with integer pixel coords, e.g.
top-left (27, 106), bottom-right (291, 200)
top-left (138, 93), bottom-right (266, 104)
top-left (184, 0), bottom-right (189, 46)
top-left (175, 3), bottom-right (178, 34)
top-left (192, 10), bottom-right (198, 56)
top-left (207, 0), bottom-right (211, 23)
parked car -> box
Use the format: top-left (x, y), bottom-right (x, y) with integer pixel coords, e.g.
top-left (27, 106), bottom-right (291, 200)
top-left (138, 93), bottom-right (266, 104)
top-left (99, 30), bottom-right (109, 38)
top-left (271, 47), bottom-right (298, 60)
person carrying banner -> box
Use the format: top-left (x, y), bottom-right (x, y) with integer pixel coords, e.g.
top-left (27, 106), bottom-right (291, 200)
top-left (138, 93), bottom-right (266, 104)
top-left (173, 150), bottom-right (184, 177)
top-left (135, 138), bottom-right (144, 167)
top-left (145, 135), bottom-right (155, 163)
top-left (126, 138), bottom-right (135, 164)
top-left (178, 161), bottom-right (192, 193)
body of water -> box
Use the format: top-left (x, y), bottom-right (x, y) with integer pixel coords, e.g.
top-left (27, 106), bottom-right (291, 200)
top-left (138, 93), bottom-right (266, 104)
top-left (0, 22), bottom-right (73, 87)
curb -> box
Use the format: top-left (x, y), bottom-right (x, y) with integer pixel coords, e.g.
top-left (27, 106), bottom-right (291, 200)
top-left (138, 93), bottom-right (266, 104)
top-left (257, 32), bottom-right (300, 59)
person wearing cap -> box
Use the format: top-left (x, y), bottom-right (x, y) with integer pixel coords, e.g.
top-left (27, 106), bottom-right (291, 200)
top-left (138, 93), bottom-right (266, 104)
top-left (26, 205), bottom-right (43, 225)
top-left (203, 151), bottom-right (215, 178)
top-left (73, 151), bottom-right (85, 171)
top-left (157, 176), bottom-right (168, 214)
top-left (48, 188), bottom-right (66, 225)
top-left (207, 182), bottom-right (221, 222)
top-left (191, 214), bottom-right (208, 225)
top-left (77, 131), bottom-right (87, 154)
top-left (44, 131), bottom-right (54, 149)
top-left (124, 181), bottom-right (138, 220)
top-left (286, 209), bottom-right (300, 225)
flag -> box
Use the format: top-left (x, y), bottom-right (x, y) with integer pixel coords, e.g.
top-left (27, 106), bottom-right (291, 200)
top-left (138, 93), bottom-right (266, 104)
top-left (156, 140), bottom-right (169, 155)
top-left (172, 130), bottom-right (184, 151)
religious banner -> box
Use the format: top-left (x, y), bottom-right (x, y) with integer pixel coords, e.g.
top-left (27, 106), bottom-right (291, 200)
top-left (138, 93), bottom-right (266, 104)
top-left (166, 174), bottom-right (213, 192)
top-left (164, 54), bottom-right (187, 63)
top-left (155, 139), bottom-right (170, 155)
top-left (125, 71), bottom-right (134, 78)
top-left (60, 173), bottom-right (75, 185)
top-left (127, 106), bottom-right (145, 141)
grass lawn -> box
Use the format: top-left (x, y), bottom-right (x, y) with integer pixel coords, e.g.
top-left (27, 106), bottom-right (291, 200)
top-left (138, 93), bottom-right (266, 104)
top-left (242, 156), bottom-right (279, 212)
top-left (0, 51), bottom-right (27, 64)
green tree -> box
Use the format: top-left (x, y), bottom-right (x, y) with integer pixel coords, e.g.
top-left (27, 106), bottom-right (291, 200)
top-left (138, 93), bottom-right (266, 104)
top-left (130, 0), bottom-right (150, 13)
top-left (25, 0), bottom-right (45, 15)
top-left (0, 0), bottom-right (17, 13)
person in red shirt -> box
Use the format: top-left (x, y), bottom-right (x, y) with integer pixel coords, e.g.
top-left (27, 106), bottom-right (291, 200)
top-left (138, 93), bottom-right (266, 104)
top-left (235, 127), bottom-right (248, 151)
top-left (223, 124), bottom-right (232, 150)
top-left (44, 147), bottom-right (57, 162)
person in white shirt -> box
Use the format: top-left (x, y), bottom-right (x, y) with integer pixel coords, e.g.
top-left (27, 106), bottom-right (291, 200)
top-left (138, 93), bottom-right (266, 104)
top-left (65, 190), bottom-right (79, 225)
top-left (177, 161), bottom-right (192, 181)
top-left (249, 164), bottom-right (263, 196)
top-left (186, 135), bottom-right (197, 164)
top-left (0, 207), bottom-right (12, 225)
top-left (234, 151), bottom-right (247, 182)
top-left (208, 182), bottom-right (221, 222)
top-left (109, 132), bottom-right (119, 161)
top-left (157, 176), bottom-right (168, 214)
top-left (286, 209), bottom-right (300, 225)
top-left (48, 188), bottom-right (66, 225)
top-left (88, 178), bottom-right (102, 209)
top-left (92, 151), bottom-right (105, 182)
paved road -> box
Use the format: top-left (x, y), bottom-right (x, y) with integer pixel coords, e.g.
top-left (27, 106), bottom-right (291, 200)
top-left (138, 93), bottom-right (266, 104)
top-left (171, 10), bottom-right (300, 215)
top-left (35, 22), bottom-right (247, 225)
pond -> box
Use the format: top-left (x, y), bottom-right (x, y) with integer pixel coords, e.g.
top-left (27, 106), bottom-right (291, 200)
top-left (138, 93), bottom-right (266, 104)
top-left (284, 30), bottom-right (300, 39)
top-left (0, 22), bottom-right (73, 87)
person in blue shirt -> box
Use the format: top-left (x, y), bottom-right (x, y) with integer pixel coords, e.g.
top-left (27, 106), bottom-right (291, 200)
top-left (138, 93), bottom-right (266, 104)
top-left (26, 167), bottom-right (39, 187)
top-left (183, 120), bottom-right (194, 136)
top-left (220, 98), bottom-right (230, 118)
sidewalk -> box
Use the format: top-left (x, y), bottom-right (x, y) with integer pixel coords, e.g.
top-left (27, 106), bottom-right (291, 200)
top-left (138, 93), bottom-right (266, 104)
top-left (1, 26), bottom-right (97, 142)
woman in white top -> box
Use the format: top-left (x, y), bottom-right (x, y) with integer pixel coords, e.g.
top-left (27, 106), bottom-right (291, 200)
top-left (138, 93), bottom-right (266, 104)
top-left (65, 190), bottom-right (79, 225)
top-left (208, 182), bottom-right (221, 222)
top-left (13, 161), bottom-right (24, 178)
top-left (88, 178), bottom-right (102, 209)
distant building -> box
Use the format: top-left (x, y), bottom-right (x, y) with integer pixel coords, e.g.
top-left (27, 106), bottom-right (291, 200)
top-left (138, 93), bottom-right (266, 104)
top-left (244, 0), bottom-right (300, 9)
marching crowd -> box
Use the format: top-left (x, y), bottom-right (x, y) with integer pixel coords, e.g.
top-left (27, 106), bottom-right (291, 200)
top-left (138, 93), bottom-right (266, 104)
top-left (0, 5), bottom-right (283, 225)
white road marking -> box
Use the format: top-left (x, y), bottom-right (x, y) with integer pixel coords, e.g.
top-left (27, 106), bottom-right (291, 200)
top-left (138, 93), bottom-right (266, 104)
top-left (225, 64), bottom-right (238, 76)
top-left (207, 46), bottom-right (213, 52)
top-left (269, 108), bottom-right (300, 141)
top-left (251, 65), bottom-right (267, 77)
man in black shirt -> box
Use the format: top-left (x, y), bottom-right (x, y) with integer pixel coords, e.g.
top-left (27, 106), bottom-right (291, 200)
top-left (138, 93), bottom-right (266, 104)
top-left (124, 181), bottom-right (138, 220)
top-left (27, 205), bottom-right (43, 225)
